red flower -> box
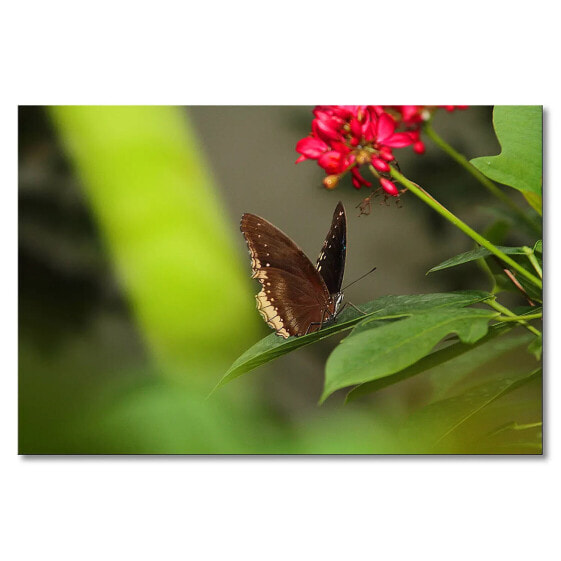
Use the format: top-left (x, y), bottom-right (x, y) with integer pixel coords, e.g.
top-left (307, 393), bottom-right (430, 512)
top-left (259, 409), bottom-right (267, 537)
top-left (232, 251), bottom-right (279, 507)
top-left (295, 105), bottom-right (415, 196)
top-left (296, 105), bottom-right (468, 198)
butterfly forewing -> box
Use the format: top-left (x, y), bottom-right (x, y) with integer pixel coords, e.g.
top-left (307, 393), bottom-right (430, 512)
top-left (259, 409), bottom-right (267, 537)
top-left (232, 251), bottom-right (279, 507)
top-left (316, 201), bottom-right (346, 295)
top-left (241, 213), bottom-right (336, 338)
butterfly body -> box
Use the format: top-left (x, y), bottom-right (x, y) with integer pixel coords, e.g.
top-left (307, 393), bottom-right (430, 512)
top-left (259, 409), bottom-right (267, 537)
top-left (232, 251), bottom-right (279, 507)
top-left (240, 202), bottom-right (347, 338)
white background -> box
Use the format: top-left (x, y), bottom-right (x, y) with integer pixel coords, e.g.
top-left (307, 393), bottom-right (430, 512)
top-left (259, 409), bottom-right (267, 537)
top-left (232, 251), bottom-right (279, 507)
top-left (2, 1), bottom-right (558, 559)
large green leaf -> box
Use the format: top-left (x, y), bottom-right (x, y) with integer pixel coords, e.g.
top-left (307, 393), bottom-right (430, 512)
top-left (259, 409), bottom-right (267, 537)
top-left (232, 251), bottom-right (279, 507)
top-left (345, 324), bottom-right (515, 402)
top-left (427, 245), bottom-right (528, 274)
top-left (321, 307), bottom-right (499, 403)
top-left (346, 308), bottom-right (540, 403)
top-left (399, 368), bottom-right (542, 452)
top-left (470, 105), bottom-right (542, 195)
top-left (213, 291), bottom-right (491, 395)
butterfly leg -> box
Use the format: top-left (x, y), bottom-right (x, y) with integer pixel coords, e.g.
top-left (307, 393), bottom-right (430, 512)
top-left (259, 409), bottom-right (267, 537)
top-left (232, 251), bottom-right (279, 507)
top-left (346, 301), bottom-right (367, 315)
top-left (304, 309), bottom-right (330, 336)
top-left (304, 321), bottom-right (321, 336)
top-left (335, 301), bottom-right (367, 320)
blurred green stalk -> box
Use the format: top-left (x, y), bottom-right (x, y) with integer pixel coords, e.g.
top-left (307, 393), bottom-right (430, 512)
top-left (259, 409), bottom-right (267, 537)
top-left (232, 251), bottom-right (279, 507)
top-left (50, 106), bottom-right (258, 378)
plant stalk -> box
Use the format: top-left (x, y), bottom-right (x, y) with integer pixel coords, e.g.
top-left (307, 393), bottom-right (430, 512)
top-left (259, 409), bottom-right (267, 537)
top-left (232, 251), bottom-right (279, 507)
top-left (485, 298), bottom-right (541, 337)
top-left (523, 247), bottom-right (543, 279)
top-left (423, 120), bottom-right (541, 235)
top-left (390, 167), bottom-right (543, 291)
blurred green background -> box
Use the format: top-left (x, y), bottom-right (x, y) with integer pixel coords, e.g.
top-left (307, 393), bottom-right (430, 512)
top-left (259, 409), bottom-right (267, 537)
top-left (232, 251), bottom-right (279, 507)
top-left (18, 106), bottom-right (539, 454)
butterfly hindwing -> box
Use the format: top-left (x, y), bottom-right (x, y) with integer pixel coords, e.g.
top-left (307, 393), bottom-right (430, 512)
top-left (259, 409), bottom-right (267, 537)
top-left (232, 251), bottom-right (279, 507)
top-left (241, 213), bottom-right (335, 338)
top-left (316, 201), bottom-right (346, 295)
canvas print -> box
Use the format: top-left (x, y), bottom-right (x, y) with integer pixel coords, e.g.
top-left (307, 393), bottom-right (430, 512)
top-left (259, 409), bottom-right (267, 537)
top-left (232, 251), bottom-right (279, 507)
top-left (19, 105), bottom-right (543, 454)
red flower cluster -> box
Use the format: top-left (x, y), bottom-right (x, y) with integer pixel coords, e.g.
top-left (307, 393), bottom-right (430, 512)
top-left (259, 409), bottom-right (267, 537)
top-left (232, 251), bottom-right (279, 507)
top-left (295, 105), bottom-right (411, 195)
top-left (296, 105), bottom-right (467, 195)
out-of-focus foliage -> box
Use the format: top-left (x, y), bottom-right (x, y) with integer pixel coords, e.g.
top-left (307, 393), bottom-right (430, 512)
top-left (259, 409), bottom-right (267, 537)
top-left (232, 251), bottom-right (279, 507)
top-left (49, 106), bottom-right (258, 370)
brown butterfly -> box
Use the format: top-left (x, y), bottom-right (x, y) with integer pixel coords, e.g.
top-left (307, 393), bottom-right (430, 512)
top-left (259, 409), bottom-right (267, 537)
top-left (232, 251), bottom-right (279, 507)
top-left (240, 202), bottom-right (347, 338)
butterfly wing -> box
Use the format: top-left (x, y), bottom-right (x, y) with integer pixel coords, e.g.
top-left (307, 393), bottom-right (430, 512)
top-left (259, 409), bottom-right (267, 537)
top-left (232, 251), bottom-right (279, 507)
top-left (241, 213), bottom-right (335, 338)
top-left (316, 201), bottom-right (346, 295)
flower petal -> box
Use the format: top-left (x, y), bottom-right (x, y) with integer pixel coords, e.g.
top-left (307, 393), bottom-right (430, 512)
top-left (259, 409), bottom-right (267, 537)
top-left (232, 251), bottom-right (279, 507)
top-left (382, 132), bottom-right (414, 148)
top-left (351, 167), bottom-right (372, 188)
top-left (350, 117), bottom-right (363, 140)
top-left (376, 112), bottom-right (397, 143)
top-left (313, 117), bottom-right (342, 143)
top-left (295, 136), bottom-right (328, 159)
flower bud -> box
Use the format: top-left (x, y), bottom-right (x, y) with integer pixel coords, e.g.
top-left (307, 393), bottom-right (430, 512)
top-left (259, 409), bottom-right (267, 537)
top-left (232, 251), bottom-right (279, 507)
top-left (323, 175), bottom-right (340, 190)
top-left (371, 156), bottom-right (390, 172)
top-left (379, 146), bottom-right (395, 161)
top-left (380, 177), bottom-right (399, 196)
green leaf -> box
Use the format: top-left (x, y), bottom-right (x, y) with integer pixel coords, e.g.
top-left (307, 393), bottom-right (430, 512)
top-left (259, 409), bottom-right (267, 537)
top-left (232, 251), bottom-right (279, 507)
top-left (213, 291), bottom-right (491, 395)
top-left (399, 368), bottom-right (542, 451)
top-left (428, 245), bottom-right (527, 274)
top-left (470, 105), bottom-right (542, 195)
top-left (533, 239), bottom-right (542, 254)
top-left (345, 324), bottom-right (515, 402)
top-left (321, 307), bottom-right (499, 403)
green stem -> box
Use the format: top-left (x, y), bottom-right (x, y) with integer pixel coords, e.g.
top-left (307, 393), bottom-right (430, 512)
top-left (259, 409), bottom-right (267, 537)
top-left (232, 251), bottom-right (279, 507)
top-left (496, 313), bottom-right (543, 322)
top-left (523, 246), bottom-right (543, 279)
top-left (423, 120), bottom-right (541, 235)
top-left (485, 298), bottom-right (541, 337)
top-left (390, 167), bottom-right (543, 291)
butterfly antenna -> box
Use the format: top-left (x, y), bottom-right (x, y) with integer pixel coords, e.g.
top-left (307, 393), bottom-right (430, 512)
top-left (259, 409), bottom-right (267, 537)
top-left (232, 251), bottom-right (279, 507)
top-left (342, 266), bottom-right (377, 291)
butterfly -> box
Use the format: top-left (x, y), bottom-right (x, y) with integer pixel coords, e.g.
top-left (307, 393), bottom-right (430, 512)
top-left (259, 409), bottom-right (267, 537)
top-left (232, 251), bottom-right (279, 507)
top-left (240, 202), bottom-right (347, 338)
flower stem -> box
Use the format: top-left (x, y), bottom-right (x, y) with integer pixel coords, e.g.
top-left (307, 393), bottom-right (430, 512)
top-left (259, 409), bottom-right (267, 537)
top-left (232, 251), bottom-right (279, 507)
top-left (390, 167), bottom-right (543, 291)
top-left (423, 120), bottom-right (541, 235)
top-left (485, 298), bottom-right (541, 337)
